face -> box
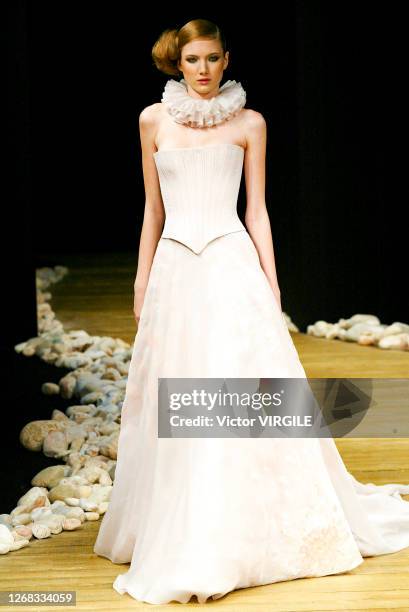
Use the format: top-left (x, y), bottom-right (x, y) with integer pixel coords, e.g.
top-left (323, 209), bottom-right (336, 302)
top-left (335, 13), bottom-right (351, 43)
top-left (177, 37), bottom-right (229, 99)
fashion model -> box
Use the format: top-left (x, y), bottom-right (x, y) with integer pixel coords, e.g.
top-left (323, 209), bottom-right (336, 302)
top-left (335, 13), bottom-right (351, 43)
top-left (93, 18), bottom-right (409, 605)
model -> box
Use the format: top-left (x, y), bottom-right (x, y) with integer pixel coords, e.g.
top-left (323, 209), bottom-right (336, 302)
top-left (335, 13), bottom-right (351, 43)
top-left (94, 18), bottom-right (409, 605)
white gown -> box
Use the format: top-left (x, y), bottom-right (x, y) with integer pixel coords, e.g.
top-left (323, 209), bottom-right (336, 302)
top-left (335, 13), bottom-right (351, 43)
top-left (93, 142), bottom-right (409, 605)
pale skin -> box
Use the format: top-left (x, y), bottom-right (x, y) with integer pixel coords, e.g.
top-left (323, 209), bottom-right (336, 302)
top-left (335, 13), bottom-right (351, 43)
top-left (133, 37), bottom-right (282, 324)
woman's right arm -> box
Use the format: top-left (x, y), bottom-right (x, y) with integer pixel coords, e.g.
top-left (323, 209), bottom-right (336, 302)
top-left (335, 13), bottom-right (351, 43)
top-left (133, 105), bottom-right (165, 322)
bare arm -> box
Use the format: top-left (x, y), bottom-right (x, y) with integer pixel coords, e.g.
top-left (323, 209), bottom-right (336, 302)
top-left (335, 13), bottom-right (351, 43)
top-left (134, 105), bottom-right (165, 293)
top-left (243, 111), bottom-right (281, 307)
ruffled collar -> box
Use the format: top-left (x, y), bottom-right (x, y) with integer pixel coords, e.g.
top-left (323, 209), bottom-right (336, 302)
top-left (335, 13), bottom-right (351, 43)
top-left (161, 78), bottom-right (246, 128)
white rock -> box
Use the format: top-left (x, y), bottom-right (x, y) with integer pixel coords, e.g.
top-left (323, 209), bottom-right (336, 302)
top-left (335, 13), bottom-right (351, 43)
top-left (50, 500), bottom-right (66, 510)
top-left (99, 471), bottom-right (112, 486)
top-left (0, 543), bottom-right (11, 554)
top-left (64, 497), bottom-right (80, 506)
top-left (62, 518), bottom-right (82, 530)
top-left (338, 314), bottom-right (381, 328)
top-left (50, 505), bottom-right (84, 521)
top-left (344, 323), bottom-right (385, 342)
top-left (77, 466), bottom-right (102, 484)
top-left (50, 482), bottom-right (92, 503)
top-left (79, 498), bottom-right (98, 512)
top-left (84, 512), bottom-right (100, 521)
top-left (17, 487), bottom-right (50, 510)
top-left (0, 525), bottom-right (14, 546)
top-left (13, 525), bottom-right (33, 540)
top-left (98, 502), bottom-right (109, 514)
top-left (59, 375), bottom-right (77, 399)
top-left (9, 538), bottom-right (30, 551)
top-left (20, 421), bottom-right (65, 451)
top-left (42, 382), bottom-right (60, 395)
top-left (31, 508), bottom-right (52, 522)
top-left (43, 431), bottom-right (69, 458)
top-left (307, 321), bottom-right (334, 337)
top-left (34, 514), bottom-right (64, 535)
top-left (379, 333), bottom-right (409, 350)
top-left (32, 524), bottom-right (51, 539)
top-left (11, 513), bottom-right (32, 527)
top-left (31, 465), bottom-right (69, 488)
top-left (0, 514), bottom-right (12, 527)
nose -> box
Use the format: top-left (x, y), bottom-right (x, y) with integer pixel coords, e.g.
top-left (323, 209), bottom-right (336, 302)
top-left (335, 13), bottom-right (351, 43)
top-left (199, 61), bottom-right (209, 74)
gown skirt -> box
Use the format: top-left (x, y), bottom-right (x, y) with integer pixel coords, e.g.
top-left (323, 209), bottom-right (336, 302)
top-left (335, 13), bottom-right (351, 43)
top-left (93, 229), bottom-right (409, 605)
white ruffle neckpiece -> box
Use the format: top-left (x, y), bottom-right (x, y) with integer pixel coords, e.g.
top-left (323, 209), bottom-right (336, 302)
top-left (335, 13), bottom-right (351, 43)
top-left (161, 78), bottom-right (246, 128)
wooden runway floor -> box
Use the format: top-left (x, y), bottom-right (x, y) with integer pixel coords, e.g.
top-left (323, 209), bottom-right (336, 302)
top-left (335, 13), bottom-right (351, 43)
top-left (1, 251), bottom-right (409, 611)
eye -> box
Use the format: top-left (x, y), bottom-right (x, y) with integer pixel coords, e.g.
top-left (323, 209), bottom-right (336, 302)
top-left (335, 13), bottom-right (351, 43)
top-left (186, 56), bottom-right (220, 63)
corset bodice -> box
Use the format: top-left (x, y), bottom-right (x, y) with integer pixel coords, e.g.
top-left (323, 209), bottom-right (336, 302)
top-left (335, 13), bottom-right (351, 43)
top-left (153, 143), bottom-right (246, 254)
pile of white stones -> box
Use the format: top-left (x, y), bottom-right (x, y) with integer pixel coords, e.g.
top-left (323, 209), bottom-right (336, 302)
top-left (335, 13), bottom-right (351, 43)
top-left (1, 265), bottom-right (133, 554)
top-left (307, 314), bottom-right (409, 350)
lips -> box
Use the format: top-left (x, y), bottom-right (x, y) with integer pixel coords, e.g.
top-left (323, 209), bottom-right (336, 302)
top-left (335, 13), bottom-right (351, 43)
top-left (198, 79), bottom-right (210, 83)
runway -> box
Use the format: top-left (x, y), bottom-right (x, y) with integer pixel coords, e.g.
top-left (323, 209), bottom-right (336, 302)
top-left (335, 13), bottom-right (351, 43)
top-left (2, 251), bottom-right (408, 611)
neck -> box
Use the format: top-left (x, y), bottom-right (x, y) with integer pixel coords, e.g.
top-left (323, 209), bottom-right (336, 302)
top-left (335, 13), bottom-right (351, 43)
top-left (185, 83), bottom-right (220, 101)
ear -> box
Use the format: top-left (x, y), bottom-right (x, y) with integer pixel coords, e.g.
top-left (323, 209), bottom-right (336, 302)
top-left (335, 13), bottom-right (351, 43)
top-left (224, 51), bottom-right (229, 69)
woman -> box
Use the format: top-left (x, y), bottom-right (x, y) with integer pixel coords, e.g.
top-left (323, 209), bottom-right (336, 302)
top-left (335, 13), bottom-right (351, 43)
top-left (94, 18), bottom-right (409, 605)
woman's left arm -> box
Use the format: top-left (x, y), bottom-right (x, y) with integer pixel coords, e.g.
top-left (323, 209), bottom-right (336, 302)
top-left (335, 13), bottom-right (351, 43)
top-left (243, 111), bottom-right (282, 310)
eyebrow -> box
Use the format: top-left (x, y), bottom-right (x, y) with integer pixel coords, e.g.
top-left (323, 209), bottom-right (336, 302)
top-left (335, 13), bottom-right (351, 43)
top-left (184, 52), bottom-right (221, 57)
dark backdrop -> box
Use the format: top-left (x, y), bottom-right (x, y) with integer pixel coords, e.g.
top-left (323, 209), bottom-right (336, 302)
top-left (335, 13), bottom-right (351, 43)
top-left (4, 1), bottom-right (405, 352)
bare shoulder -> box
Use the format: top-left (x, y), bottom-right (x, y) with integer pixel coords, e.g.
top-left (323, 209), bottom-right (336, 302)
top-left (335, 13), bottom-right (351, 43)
top-left (241, 108), bottom-right (266, 130)
top-left (240, 109), bottom-right (266, 150)
top-left (139, 102), bottom-right (163, 126)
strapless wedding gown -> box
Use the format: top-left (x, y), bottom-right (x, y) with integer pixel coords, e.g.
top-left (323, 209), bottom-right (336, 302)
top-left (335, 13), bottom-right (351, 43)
top-left (93, 143), bottom-right (409, 605)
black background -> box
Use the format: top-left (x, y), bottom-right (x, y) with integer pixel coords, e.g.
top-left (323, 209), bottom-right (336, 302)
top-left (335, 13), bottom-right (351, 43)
top-left (4, 1), bottom-right (406, 344)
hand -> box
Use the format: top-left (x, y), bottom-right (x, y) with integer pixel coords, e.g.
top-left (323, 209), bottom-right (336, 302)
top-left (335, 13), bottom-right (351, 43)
top-left (133, 286), bottom-right (146, 325)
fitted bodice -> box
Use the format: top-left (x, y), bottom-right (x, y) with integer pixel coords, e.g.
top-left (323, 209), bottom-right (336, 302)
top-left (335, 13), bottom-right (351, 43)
top-left (153, 143), bottom-right (246, 254)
